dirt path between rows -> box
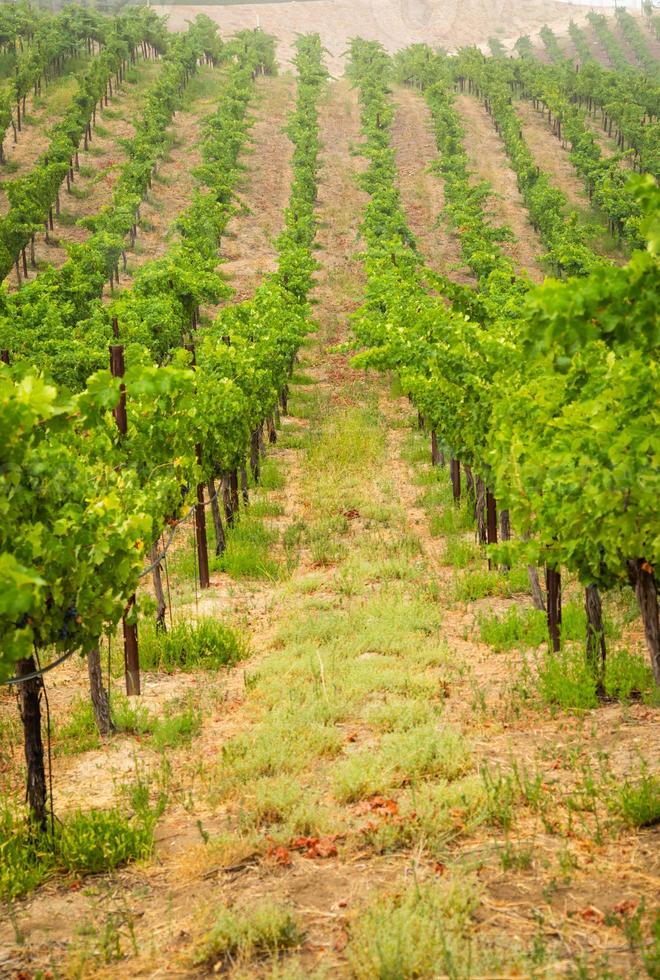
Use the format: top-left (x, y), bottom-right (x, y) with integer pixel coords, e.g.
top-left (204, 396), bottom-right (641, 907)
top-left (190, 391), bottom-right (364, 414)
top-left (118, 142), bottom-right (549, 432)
top-left (391, 84), bottom-right (471, 283)
top-left (515, 98), bottom-right (588, 213)
top-left (453, 92), bottom-right (544, 282)
top-left (0, 55), bottom-right (91, 213)
top-left (220, 73), bottom-right (296, 302)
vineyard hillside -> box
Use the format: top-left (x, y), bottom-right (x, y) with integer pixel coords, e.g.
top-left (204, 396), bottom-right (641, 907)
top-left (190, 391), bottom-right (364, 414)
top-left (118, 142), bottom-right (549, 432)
top-left (0, 3), bottom-right (658, 978)
top-left (155, 0), bottom-right (593, 70)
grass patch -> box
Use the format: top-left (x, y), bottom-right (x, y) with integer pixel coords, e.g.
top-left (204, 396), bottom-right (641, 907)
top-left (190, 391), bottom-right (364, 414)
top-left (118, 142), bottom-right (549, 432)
top-left (443, 535), bottom-right (481, 569)
top-left (150, 701), bottom-right (202, 752)
top-left (289, 370), bottom-right (317, 384)
top-left (346, 878), bottom-right (484, 978)
top-left (68, 184), bottom-right (91, 200)
top-left (358, 775), bottom-right (486, 855)
top-left (530, 645), bottom-right (656, 711)
top-left (194, 901), bottom-right (302, 972)
top-left (258, 456), bottom-right (285, 491)
top-left (611, 769), bottom-right (660, 828)
top-left (249, 499), bottom-right (285, 518)
top-left (237, 774), bottom-right (341, 838)
top-left (214, 513), bottom-right (282, 581)
top-left (334, 725), bottom-right (472, 802)
top-left (219, 712), bottom-right (343, 790)
top-left (453, 566), bottom-right (530, 602)
top-left (362, 697), bottom-right (442, 733)
top-left (56, 691), bottom-right (205, 755)
top-left (56, 210), bottom-right (81, 228)
top-left (0, 782), bottom-right (161, 900)
top-left (139, 618), bottom-right (249, 673)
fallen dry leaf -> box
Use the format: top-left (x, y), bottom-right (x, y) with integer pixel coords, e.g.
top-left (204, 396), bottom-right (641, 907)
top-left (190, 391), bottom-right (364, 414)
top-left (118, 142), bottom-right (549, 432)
top-left (290, 835), bottom-right (339, 858)
top-left (356, 795), bottom-right (399, 817)
top-left (613, 899), bottom-right (638, 917)
top-left (266, 844), bottom-right (292, 867)
top-left (579, 906), bottom-right (605, 925)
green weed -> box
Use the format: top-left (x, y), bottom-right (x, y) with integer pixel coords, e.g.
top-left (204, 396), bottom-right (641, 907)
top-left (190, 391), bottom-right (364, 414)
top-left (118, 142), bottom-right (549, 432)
top-left (453, 566), bottom-right (530, 603)
top-left (345, 878), bottom-right (486, 979)
top-left (150, 701), bottom-right (202, 752)
top-left (56, 698), bottom-right (102, 756)
top-left (214, 514), bottom-right (282, 580)
top-left (250, 499), bottom-right (285, 518)
top-left (443, 535), bottom-right (481, 569)
top-left (612, 769), bottom-right (660, 828)
top-left (0, 782), bottom-right (159, 900)
top-left (195, 902), bottom-right (302, 971)
top-left (603, 647), bottom-right (656, 702)
top-left (258, 457), bottom-right (285, 491)
top-left (139, 618), bottom-right (248, 673)
top-left (56, 210), bottom-right (80, 228)
top-left (478, 605), bottom-right (548, 652)
top-left (499, 840), bottom-right (533, 871)
top-left (334, 724), bottom-right (472, 802)
top-left (536, 648), bottom-right (598, 710)
top-left (359, 775), bottom-right (486, 855)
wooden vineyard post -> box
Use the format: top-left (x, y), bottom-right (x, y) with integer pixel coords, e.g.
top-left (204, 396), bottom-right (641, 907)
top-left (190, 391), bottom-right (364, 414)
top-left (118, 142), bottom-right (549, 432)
top-left (627, 559), bottom-right (660, 687)
top-left (110, 343), bottom-right (140, 696)
top-left (475, 476), bottom-right (487, 545)
top-left (250, 428), bottom-right (261, 483)
top-left (545, 566), bottom-right (562, 653)
top-left (450, 458), bottom-right (461, 502)
top-left (195, 460), bottom-right (210, 589)
top-left (229, 470), bottom-right (240, 516)
top-left (431, 429), bottom-right (443, 466)
top-left (585, 584), bottom-right (606, 691)
top-left (486, 490), bottom-right (497, 570)
top-left (185, 344), bottom-right (210, 588)
top-left (16, 656), bottom-right (48, 831)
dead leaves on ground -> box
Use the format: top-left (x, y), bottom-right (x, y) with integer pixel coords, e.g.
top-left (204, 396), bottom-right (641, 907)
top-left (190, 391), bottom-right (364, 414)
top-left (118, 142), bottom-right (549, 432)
top-left (265, 834), bottom-right (341, 867)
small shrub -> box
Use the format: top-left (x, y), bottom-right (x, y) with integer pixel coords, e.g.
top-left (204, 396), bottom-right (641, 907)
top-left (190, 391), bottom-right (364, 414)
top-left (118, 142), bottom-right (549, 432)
top-left (58, 808), bottom-right (154, 873)
top-left (604, 648), bottom-right (656, 702)
top-left (346, 878), bottom-right (482, 979)
top-left (478, 605), bottom-right (548, 652)
top-left (613, 770), bottom-right (660, 828)
top-left (140, 618), bottom-right (249, 673)
top-left (334, 724), bottom-right (472, 802)
top-left (150, 702), bottom-right (202, 751)
top-left (443, 535), bottom-right (481, 569)
top-left (195, 902), bottom-right (302, 970)
top-left (536, 648), bottom-right (598, 710)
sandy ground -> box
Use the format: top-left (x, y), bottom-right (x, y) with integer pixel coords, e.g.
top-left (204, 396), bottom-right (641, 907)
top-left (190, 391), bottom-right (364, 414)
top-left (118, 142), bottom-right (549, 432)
top-left (154, 0), bottom-right (594, 73)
